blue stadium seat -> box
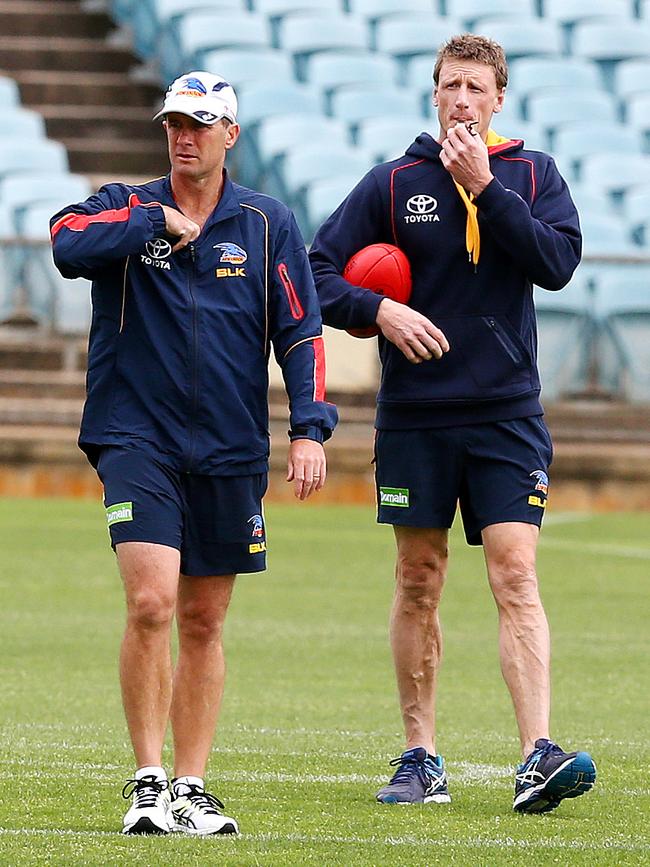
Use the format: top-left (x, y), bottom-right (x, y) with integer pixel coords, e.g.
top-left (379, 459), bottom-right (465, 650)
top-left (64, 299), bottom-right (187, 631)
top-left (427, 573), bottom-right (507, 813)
top-left (580, 213), bottom-right (638, 255)
top-left (526, 92), bottom-right (617, 131)
top-left (592, 270), bottom-right (650, 401)
top-left (0, 140), bottom-right (69, 180)
top-left (132, 0), bottom-right (244, 60)
top-left (542, 0), bottom-right (631, 26)
top-left (348, 0), bottom-right (433, 21)
top-left (509, 57), bottom-right (601, 97)
top-left (613, 59), bottom-right (650, 99)
top-left (446, 0), bottom-right (536, 29)
top-left (626, 92), bottom-right (650, 136)
top-left (581, 153), bottom-right (650, 196)
top-left (0, 76), bottom-right (20, 107)
top-left (552, 122), bottom-right (643, 179)
top-left (303, 173), bottom-right (366, 239)
top-left (306, 51), bottom-right (397, 92)
top-left (200, 48), bottom-right (294, 88)
top-left (3, 108), bottom-right (46, 139)
top-left (0, 174), bottom-right (92, 220)
top-left (252, 114), bottom-right (350, 187)
top-left (159, 11), bottom-right (271, 81)
top-left (534, 274), bottom-right (595, 400)
top-left (571, 22), bottom-right (650, 63)
top-left (355, 115), bottom-right (426, 161)
top-left (329, 84), bottom-right (425, 126)
top-left (20, 203), bottom-right (92, 333)
top-left (276, 12), bottom-right (367, 77)
top-left (479, 18), bottom-right (563, 59)
top-left (374, 15), bottom-right (462, 64)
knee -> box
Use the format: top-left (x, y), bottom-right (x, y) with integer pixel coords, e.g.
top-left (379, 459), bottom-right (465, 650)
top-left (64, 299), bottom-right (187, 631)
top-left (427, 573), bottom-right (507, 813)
top-left (177, 603), bottom-right (224, 646)
top-left (397, 547), bottom-right (447, 609)
top-left (489, 555), bottom-right (540, 611)
top-left (127, 589), bottom-right (176, 631)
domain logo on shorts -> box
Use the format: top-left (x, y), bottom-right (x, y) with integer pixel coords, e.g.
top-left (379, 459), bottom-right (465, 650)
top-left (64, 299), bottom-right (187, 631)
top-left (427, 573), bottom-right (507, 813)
top-left (380, 487), bottom-right (409, 507)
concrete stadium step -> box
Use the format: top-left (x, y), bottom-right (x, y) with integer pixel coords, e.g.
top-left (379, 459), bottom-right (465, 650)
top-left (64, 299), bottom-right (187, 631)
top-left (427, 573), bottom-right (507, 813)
top-left (0, 36), bottom-right (136, 72)
top-left (12, 70), bottom-right (162, 108)
top-left (0, 370), bottom-right (86, 400)
top-left (34, 104), bottom-right (163, 142)
top-left (0, 1), bottom-right (114, 38)
top-left (59, 136), bottom-right (168, 175)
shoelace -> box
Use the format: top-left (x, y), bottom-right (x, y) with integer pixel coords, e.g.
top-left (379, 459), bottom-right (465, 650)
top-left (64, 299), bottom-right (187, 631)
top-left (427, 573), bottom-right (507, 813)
top-left (122, 776), bottom-right (169, 807)
top-left (179, 785), bottom-right (225, 816)
top-left (387, 755), bottom-right (434, 787)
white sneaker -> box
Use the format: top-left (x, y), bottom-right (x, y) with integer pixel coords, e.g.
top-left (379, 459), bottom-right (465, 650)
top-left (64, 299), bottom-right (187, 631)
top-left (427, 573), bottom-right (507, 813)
top-left (171, 777), bottom-right (239, 836)
top-left (122, 769), bottom-right (172, 835)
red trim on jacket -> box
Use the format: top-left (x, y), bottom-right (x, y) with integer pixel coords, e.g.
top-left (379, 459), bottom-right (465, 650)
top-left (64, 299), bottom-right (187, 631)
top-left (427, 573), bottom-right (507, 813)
top-left (390, 159), bottom-right (425, 242)
top-left (497, 155), bottom-right (537, 202)
top-left (278, 262), bottom-right (304, 320)
top-left (50, 194), bottom-right (148, 239)
top-left (312, 336), bottom-right (326, 401)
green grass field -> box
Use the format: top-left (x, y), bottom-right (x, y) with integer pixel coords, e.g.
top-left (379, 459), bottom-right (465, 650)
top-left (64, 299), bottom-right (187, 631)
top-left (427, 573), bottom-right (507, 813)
top-left (0, 497), bottom-right (648, 866)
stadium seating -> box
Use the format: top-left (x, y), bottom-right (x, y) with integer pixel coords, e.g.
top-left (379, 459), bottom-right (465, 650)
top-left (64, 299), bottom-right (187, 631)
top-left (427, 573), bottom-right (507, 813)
top-left (201, 48), bottom-right (294, 88)
top-left (329, 84), bottom-right (425, 126)
top-left (592, 270), bottom-right (650, 401)
top-left (0, 76), bottom-right (20, 107)
top-left (305, 51), bottom-right (397, 92)
top-left (374, 15), bottom-right (462, 66)
top-left (3, 108), bottom-right (46, 139)
top-left (159, 10), bottom-right (271, 81)
top-left (478, 18), bottom-right (563, 59)
top-left (534, 275), bottom-right (594, 400)
top-left (19, 204), bottom-right (92, 334)
top-left (0, 140), bottom-right (69, 180)
top-left (276, 12), bottom-right (368, 77)
top-left (509, 57), bottom-right (602, 97)
top-left (355, 115), bottom-right (427, 161)
top-left (448, 0), bottom-right (537, 29)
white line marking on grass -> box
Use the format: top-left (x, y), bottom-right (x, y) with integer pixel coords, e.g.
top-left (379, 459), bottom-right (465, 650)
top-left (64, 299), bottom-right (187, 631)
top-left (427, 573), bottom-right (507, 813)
top-left (543, 512), bottom-right (593, 526)
top-left (1, 829), bottom-right (648, 853)
top-left (539, 538), bottom-right (650, 559)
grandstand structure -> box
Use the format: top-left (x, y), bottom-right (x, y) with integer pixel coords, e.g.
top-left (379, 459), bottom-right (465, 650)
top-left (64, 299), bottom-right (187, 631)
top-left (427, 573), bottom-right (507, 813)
top-left (0, 0), bottom-right (649, 506)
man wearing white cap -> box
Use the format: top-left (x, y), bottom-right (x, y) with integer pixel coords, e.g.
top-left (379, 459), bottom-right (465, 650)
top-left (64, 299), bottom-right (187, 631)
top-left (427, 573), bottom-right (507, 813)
top-left (50, 71), bottom-right (337, 836)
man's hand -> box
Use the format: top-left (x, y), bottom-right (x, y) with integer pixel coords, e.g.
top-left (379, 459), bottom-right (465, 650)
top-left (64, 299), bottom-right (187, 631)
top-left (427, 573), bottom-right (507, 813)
top-left (376, 298), bottom-right (449, 364)
top-left (161, 205), bottom-right (200, 252)
top-left (439, 122), bottom-right (493, 196)
top-left (287, 439), bottom-right (326, 500)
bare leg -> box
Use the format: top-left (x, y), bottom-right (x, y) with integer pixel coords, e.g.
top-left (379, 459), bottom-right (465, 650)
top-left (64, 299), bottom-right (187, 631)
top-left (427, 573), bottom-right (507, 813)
top-left (482, 522), bottom-right (550, 758)
top-left (117, 542), bottom-right (180, 768)
top-left (390, 527), bottom-right (449, 755)
top-left (171, 573), bottom-right (236, 778)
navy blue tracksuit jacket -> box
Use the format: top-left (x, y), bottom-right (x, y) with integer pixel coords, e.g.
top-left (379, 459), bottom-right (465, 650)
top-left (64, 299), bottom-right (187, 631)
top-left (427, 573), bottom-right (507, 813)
top-left (51, 173), bottom-right (337, 474)
top-left (309, 132), bottom-right (581, 429)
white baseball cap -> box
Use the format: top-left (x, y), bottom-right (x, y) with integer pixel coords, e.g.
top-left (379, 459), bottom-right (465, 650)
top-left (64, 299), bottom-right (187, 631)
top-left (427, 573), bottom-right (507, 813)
top-left (153, 71), bottom-right (238, 125)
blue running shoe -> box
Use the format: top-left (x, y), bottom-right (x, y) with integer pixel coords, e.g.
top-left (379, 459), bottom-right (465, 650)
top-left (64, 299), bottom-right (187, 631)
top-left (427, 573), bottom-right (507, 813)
top-left (514, 738), bottom-right (596, 814)
top-left (376, 747), bottom-right (451, 804)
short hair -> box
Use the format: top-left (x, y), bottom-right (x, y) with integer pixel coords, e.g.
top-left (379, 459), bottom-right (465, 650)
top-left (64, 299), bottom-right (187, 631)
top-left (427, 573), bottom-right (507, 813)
top-left (433, 33), bottom-right (508, 90)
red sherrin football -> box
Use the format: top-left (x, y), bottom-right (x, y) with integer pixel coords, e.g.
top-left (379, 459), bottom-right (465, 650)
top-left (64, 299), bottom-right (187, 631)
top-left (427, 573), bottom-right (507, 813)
top-left (343, 243), bottom-right (412, 338)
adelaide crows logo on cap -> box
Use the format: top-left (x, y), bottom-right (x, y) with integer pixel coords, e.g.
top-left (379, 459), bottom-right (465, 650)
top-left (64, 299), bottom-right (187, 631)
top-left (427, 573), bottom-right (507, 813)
top-left (213, 242), bottom-right (247, 265)
top-left (176, 77), bottom-right (208, 97)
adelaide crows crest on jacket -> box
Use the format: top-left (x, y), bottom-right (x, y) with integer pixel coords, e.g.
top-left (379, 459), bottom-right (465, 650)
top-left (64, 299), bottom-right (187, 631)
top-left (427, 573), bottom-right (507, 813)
top-left (51, 173), bottom-right (337, 474)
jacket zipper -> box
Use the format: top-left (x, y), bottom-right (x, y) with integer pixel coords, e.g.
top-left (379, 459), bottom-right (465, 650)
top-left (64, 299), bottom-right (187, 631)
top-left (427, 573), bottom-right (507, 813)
top-left (187, 243), bottom-right (199, 471)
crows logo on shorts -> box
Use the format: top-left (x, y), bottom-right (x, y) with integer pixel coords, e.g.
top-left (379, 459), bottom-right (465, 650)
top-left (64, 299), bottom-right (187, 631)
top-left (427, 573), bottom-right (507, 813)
top-left (247, 514), bottom-right (264, 538)
top-left (529, 470), bottom-right (549, 495)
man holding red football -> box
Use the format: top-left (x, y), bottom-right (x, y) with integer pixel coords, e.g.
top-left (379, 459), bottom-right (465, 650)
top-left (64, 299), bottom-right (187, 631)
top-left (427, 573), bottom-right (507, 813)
top-left (309, 33), bottom-right (596, 814)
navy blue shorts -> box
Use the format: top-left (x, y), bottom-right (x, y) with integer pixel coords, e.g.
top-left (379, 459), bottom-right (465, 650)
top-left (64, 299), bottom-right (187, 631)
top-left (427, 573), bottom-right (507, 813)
top-left (96, 446), bottom-right (268, 576)
top-left (375, 417), bottom-right (553, 545)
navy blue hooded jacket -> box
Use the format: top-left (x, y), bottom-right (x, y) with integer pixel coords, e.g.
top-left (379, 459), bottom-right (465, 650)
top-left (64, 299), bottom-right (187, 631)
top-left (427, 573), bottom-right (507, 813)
top-left (309, 132), bottom-right (581, 429)
top-left (51, 173), bottom-right (337, 474)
